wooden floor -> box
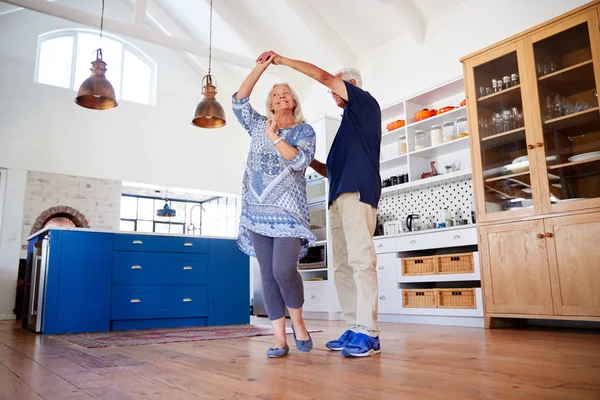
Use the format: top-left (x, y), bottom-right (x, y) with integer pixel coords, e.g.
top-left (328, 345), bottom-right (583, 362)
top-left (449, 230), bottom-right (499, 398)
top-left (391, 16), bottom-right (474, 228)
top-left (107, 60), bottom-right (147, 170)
top-left (0, 318), bottom-right (599, 400)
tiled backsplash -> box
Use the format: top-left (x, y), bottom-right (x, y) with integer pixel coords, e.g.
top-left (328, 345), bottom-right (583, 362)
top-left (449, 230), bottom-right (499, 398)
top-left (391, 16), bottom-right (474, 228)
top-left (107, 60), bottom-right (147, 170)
top-left (377, 177), bottom-right (474, 231)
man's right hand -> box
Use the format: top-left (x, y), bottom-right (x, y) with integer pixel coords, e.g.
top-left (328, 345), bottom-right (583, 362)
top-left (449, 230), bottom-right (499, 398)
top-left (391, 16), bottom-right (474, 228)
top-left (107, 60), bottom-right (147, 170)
top-left (309, 159), bottom-right (328, 178)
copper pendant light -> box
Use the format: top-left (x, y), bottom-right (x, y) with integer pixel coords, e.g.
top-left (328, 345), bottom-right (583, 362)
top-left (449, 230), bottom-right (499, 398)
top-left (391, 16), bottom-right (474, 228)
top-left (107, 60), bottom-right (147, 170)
top-left (75, 0), bottom-right (118, 110)
top-left (191, 0), bottom-right (226, 128)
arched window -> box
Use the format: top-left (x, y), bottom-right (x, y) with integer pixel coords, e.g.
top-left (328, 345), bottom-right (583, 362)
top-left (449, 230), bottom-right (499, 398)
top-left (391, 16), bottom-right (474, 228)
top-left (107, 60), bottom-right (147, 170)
top-left (35, 29), bottom-right (157, 105)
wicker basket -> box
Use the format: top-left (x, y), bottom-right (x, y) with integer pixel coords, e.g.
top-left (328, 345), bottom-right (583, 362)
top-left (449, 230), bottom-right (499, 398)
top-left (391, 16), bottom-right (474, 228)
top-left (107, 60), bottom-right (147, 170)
top-left (401, 256), bottom-right (436, 276)
top-left (402, 289), bottom-right (437, 308)
top-left (436, 288), bottom-right (476, 309)
top-left (436, 253), bottom-right (474, 274)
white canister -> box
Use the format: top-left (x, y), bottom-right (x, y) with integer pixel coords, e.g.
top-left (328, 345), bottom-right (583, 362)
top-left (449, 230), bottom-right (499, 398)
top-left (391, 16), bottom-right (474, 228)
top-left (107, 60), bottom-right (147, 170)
top-left (430, 125), bottom-right (443, 146)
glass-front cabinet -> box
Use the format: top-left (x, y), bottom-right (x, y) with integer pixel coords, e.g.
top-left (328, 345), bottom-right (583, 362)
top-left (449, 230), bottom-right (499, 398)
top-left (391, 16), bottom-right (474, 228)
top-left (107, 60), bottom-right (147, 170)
top-left (464, 8), bottom-right (600, 222)
top-left (528, 10), bottom-right (600, 214)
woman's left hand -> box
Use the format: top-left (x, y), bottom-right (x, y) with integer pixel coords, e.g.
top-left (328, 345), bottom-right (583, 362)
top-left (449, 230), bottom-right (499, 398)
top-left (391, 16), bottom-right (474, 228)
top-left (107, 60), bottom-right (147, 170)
top-left (266, 117), bottom-right (279, 142)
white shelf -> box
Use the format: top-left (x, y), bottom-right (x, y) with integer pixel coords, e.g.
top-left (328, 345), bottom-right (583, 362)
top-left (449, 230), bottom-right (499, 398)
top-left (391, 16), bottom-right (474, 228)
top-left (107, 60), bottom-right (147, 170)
top-left (381, 169), bottom-right (472, 194)
top-left (397, 288), bottom-right (484, 317)
top-left (380, 153), bottom-right (408, 170)
top-left (410, 136), bottom-right (470, 158)
top-left (405, 107), bottom-right (467, 132)
top-left (381, 127), bottom-right (406, 146)
top-left (397, 272), bottom-right (479, 283)
top-left (406, 77), bottom-right (465, 107)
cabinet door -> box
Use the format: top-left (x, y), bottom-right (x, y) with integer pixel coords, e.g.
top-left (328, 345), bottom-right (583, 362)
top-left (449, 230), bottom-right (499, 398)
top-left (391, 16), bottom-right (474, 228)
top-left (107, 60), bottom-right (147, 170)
top-left (464, 41), bottom-right (544, 224)
top-left (545, 212), bottom-right (600, 317)
top-left (525, 10), bottom-right (600, 214)
top-left (479, 220), bottom-right (554, 315)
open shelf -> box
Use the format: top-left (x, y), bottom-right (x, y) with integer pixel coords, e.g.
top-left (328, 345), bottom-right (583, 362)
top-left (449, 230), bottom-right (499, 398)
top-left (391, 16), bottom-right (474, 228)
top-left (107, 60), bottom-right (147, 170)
top-left (543, 107), bottom-right (600, 131)
top-left (547, 156), bottom-right (600, 170)
top-left (537, 59), bottom-right (595, 97)
top-left (381, 169), bottom-right (472, 194)
top-left (380, 153), bottom-right (408, 170)
top-left (410, 136), bottom-right (470, 158)
top-left (405, 107), bottom-right (467, 131)
top-left (477, 85), bottom-right (522, 110)
top-left (381, 126), bottom-right (406, 146)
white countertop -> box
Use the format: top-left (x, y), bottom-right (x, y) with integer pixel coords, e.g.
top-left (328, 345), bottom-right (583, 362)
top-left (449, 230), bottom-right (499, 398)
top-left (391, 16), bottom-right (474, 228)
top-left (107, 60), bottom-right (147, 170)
top-left (373, 224), bottom-right (476, 240)
top-left (27, 227), bottom-right (234, 241)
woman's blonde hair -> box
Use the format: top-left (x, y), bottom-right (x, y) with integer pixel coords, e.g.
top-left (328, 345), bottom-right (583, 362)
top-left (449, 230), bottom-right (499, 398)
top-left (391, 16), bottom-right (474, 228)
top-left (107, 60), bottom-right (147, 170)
top-left (265, 83), bottom-right (305, 123)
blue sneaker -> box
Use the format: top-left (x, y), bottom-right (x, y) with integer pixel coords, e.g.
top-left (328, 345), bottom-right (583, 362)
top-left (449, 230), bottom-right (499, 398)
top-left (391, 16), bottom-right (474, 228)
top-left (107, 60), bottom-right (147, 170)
top-left (341, 333), bottom-right (381, 358)
top-left (325, 329), bottom-right (356, 351)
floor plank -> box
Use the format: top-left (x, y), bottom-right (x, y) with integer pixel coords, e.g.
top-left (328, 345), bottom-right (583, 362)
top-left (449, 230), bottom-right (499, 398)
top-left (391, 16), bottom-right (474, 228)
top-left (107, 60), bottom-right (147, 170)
top-left (0, 318), bottom-right (598, 400)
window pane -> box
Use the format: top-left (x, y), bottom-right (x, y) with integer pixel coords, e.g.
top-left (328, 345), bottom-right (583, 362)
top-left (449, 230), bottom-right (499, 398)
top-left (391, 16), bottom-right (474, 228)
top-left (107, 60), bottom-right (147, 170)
top-left (137, 220), bottom-right (153, 232)
top-left (154, 222), bottom-right (170, 234)
top-left (120, 196), bottom-right (137, 219)
top-left (121, 50), bottom-right (152, 104)
top-left (170, 224), bottom-right (184, 234)
top-left (37, 35), bottom-right (74, 88)
top-left (120, 220), bottom-right (135, 232)
top-left (74, 34), bottom-right (122, 97)
top-left (138, 198), bottom-right (154, 220)
top-left (218, 198), bottom-right (227, 220)
top-left (227, 198), bottom-right (236, 217)
top-left (217, 220), bottom-right (227, 237)
top-left (170, 201), bottom-right (186, 223)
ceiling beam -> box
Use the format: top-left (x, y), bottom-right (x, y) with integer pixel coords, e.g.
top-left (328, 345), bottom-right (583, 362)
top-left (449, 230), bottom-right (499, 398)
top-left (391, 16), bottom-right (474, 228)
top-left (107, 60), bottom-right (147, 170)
top-left (133, 0), bottom-right (146, 27)
top-left (1, 0), bottom-right (256, 69)
top-left (286, 0), bottom-right (356, 67)
top-left (377, 0), bottom-right (425, 44)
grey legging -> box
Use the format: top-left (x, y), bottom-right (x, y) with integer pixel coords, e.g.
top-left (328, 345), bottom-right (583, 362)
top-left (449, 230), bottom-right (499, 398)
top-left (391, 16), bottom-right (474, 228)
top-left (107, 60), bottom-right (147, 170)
top-left (249, 231), bottom-right (304, 321)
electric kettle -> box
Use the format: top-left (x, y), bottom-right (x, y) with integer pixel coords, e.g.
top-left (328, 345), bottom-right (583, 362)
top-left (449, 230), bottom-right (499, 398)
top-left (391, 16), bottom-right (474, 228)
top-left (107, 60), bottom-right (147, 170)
top-left (405, 214), bottom-right (421, 232)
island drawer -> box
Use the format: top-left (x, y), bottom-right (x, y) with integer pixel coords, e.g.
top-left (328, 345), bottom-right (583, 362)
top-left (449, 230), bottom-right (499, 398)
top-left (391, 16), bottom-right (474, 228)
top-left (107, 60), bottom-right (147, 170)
top-left (111, 286), bottom-right (208, 320)
top-left (113, 252), bottom-right (208, 285)
top-left (114, 234), bottom-right (208, 253)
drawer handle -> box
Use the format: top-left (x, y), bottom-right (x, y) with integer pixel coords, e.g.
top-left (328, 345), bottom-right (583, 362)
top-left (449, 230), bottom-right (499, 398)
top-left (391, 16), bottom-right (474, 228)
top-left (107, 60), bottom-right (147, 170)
top-left (379, 295), bottom-right (386, 300)
top-left (130, 299), bottom-right (141, 303)
top-left (184, 242), bottom-right (193, 247)
top-left (310, 295), bottom-right (316, 299)
top-left (453, 235), bottom-right (461, 239)
top-left (183, 266), bottom-right (193, 270)
top-left (409, 240), bottom-right (416, 244)
top-left (131, 265), bottom-right (142, 270)
top-left (183, 298), bottom-right (193, 302)
top-left (132, 240), bottom-right (143, 245)
top-left (377, 266), bottom-right (384, 270)
top-left (376, 244), bottom-right (383, 248)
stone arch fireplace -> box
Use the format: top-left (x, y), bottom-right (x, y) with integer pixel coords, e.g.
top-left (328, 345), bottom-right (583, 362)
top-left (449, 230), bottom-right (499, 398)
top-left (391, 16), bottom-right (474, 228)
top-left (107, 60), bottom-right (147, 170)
top-left (30, 206), bottom-right (90, 235)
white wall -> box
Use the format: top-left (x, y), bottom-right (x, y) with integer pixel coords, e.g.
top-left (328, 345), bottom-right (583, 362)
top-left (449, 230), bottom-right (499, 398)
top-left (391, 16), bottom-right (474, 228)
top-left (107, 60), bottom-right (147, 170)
top-left (303, 0), bottom-right (591, 117)
top-left (0, 169), bottom-right (27, 320)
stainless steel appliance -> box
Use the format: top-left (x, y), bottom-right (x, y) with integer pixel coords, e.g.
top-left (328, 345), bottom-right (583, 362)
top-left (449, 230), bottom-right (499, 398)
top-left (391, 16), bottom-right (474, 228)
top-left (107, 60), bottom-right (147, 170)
top-left (28, 234), bottom-right (50, 332)
top-left (298, 243), bottom-right (326, 270)
top-left (308, 201), bottom-right (327, 241)
top-left (306, 176), bottom-right (326, 204)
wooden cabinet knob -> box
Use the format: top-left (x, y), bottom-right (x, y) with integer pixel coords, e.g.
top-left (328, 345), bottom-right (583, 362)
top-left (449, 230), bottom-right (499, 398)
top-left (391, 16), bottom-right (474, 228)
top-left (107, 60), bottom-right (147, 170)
top-left (545, 232), bottom-right (553, 238)
top-left (536, 142), bottom-right (543, 147)
top-left (527, 144), bottom-right (535, 150)
top-left (536, 233), bottom-right (545, 239)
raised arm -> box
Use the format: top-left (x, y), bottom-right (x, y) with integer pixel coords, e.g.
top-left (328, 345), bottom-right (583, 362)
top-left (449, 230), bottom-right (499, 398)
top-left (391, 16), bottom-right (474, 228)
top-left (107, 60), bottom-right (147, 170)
top-left (257, 51), bottom-right (348, 101)
top-left (235, 55), bottom-right (274, 99)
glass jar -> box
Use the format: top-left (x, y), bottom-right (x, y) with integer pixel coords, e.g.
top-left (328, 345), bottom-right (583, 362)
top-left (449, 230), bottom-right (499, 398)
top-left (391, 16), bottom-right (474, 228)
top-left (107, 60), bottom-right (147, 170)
top-left (442, 121), bottom-right (457, 142)
top-left (414, 130), bottom-right (427, 150)
top-left (397, 136), bottom-right (407, 155)
top-left (430, 125), bottom-right (443, 146)
top-left (456, 117), bottom-right (469, 138)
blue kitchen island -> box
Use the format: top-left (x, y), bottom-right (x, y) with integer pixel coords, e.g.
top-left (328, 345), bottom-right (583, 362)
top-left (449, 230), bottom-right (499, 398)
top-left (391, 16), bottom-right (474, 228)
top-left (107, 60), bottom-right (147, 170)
top-left (24, 228), bottom-right (249, 334)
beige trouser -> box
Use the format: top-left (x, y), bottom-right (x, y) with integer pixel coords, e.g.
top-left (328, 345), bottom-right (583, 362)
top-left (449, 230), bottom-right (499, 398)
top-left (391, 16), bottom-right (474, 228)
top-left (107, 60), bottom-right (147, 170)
top-left (330, 192), bottom-right (379, 336)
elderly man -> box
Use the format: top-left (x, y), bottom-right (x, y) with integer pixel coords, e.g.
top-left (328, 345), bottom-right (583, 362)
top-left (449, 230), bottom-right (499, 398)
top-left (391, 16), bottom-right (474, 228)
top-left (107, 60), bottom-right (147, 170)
top-left (257, 51), bottom-right (382, 358)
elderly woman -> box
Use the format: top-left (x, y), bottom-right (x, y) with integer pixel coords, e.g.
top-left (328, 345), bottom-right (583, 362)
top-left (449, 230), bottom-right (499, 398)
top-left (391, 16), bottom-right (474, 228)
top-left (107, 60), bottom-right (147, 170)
top-left (232, 54), bottom-right (316, 358)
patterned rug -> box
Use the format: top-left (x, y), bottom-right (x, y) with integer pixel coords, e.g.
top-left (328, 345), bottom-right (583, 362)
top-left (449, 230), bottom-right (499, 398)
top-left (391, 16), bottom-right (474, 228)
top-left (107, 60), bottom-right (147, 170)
top-left (48, 325), bottom-right (322, 348)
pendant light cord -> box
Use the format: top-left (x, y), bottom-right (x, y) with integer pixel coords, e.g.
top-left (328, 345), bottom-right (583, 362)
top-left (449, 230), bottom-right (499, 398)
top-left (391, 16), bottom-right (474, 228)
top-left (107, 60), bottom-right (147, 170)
top-left (100, 0), bottom-right (105, 40)
top-left (208, 0), bottom-right (213, 75)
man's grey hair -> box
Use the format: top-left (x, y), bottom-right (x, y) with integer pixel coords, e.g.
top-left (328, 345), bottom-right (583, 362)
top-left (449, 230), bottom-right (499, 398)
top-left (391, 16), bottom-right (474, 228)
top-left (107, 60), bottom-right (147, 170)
top-left (335, 68), bottom-right (363, 88)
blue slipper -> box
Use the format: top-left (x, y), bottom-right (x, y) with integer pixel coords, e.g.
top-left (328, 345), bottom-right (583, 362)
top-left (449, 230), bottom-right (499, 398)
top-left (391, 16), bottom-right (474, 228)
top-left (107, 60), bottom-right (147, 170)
top-left (266, 344), bottom-right (289, 358)
top-left (291, 325), bottom-right (313, 352)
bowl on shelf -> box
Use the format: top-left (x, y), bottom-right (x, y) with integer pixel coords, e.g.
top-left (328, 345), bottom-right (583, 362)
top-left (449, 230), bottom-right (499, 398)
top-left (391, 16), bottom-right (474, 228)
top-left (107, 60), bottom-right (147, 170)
top-left (437, 106), bottom-right (457, 114)
top-left (414, 109), bottom-right (437, 122)
top-left (386, 120), bottom-right (405, 131)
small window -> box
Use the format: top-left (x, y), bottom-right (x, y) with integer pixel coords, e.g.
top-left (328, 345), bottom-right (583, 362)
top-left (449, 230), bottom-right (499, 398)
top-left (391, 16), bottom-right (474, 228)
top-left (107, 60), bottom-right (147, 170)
top-left (35, 29), bottom-right (157, 105)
